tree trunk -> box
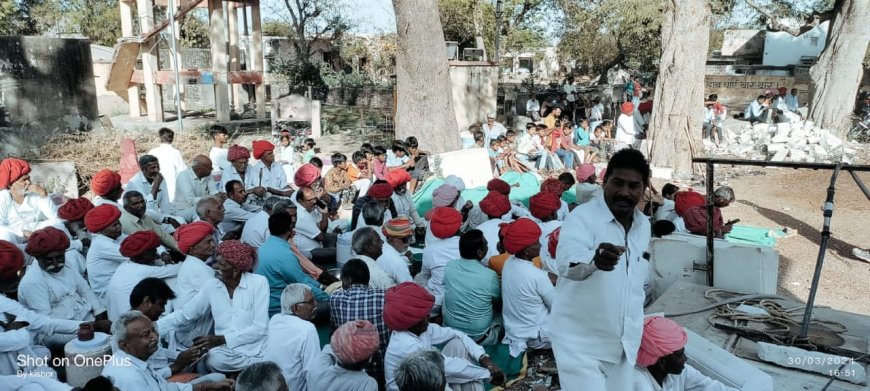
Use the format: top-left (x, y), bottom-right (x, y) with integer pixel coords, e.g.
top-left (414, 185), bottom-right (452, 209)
top-left (472, 0), bottom-right (487, 60)
top-left (807, 0), bottom-right (870, 137)
top-left (392, 0), bottom-right (461, 153)
top-left (647, 0), bottom-right (710, 179)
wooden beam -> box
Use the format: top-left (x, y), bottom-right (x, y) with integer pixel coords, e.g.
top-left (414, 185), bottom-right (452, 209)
top-left (131, 70), bottom-right (264, 85)
top-left (228, 4), bottom-right (242, 112)
top-left (138, 0), bottom-right (164, 122)
top-left (209, 0), bottom-right (230, 121)
top-left (119, 0), bottom-right (141, 116)
top-left (251, 0), bottom-right (266, 117)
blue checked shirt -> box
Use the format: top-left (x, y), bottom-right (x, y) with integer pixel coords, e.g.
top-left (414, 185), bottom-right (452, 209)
top-left (330, 284), bottom-right (389, 385)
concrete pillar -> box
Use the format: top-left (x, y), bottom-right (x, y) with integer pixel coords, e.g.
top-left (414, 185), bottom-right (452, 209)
top-left (228, 4), bottom-right (243, 112)
top-left (251, 1), bottom-right (266, 118)
top-left (137, 0), bottom-right (164, 122)
top-left (209, 0), bottom-right (231, 122)
top-left (119, 1), bottom-right (142, 117)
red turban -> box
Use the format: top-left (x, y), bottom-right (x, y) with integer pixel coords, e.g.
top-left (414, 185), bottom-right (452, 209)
top-left (57, 198), bottom-right (94, 221)
top-left (174, 221), bottom-right (215, 254)
top-left (384, 282), bottom-right (435, 331)
top-left (431, 184), bottom-right (459, 208)
top-left (575, 163), bottom-right (596, 183)
top-left (227, 145), bottom-right (250, 162)
top-left (530, 191), bottom-right (561, 220)
top-left (91, 169), bottom-right (121, 196)
top-left (331, 320), bottom-right (380, 365)
top-left (0, 240), bottom-right (24, 281)
top-left (501, 218), bottom-right (542, 254)
top-left (778, 86), bottom-right (788, 94)
top-left (637, 316), bottom-right (688, 367)
top-left (429, 207), bottom-right (462, 239)
top-left (120, 231), bottom-right (161, 258)
top-left (252, 140), bottom-right (274, 160)
top-left (548, 227), bottom-right (561, 259)
top-left (487, 179), bottom-right (511, 195)
top-left (367, 183), bottom-right (393, 200)
top-left (84, 205), bottom-right (121, 233)
top-left (217, 240), bottom-right (255, 272)
top-left (479, 191), bottom-right (511, 218)
top-left (25, 227), bottom-right (70, 257)
top-left (540, 178), bottom-right (565, 195)
top-left (0, 158), bottom-right (31, 189)
top-left (386, 169), bottom-right (411, 189)
top-left (294, 163), bottom-right (320, 187)
top-left (621, 102), bottom-right (634, 115)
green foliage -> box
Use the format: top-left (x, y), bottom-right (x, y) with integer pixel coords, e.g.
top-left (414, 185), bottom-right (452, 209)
top-left (438, 0), bottom-right (550, 59)
top-left (338, 34), bottom-right (397, 85)
top-left (28, 0), bottom-right (121, 46)
top-left (179, 14), bottom-right (210, 48)
top-left (263, 20), bottom-right (295, 38)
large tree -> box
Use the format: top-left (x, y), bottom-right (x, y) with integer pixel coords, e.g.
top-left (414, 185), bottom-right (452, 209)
top-left (28, 0), bottom-right (121, 46)
top-left (277, 0), bottom-right (352, 64)
top-left (393, 0), bottom-right (460, 153)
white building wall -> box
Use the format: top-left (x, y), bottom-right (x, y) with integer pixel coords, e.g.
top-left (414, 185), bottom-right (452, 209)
top-left (762, 21), bottom-right (828, 67)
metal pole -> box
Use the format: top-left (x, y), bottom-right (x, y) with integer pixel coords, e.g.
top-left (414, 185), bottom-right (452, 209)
top-left (494, 0), bottom-right (502, 63)
top-left (168, 0), bottom-right (184, 132)
top-left (848, 170), bottom-right (870, 201)
top-left (705, 161), bottom-right (715, 286)
top-left (799, 163), bottom-right (842, 339)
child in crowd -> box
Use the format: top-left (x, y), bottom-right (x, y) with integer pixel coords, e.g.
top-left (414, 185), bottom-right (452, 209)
top-left (324, 153), bottom-right (356, 209)
top-left (573, 118), bottom-right (597, 164)
top-left (301, 138), bottom-right (317, 163)
top-left (277, 132), bottom-right (298, 181)
top-left (309, 156), bottom-right (323, 170)
top-left (347, 151), bottom-right (372, 196)
top-left (386, 140), bottom-right (411, 170)
top-left (405, 136), bottom-right (429, 194)
top-left (590, 123), bottom-right (614, 161)
top-left (489, 139), bottom-right (505, 174)
top-left (473, 131), bottom-right (485, 148)
top-left (372, 146), bottom-right (388, 181)
top-left (501, 130), bottom-right (527, 173)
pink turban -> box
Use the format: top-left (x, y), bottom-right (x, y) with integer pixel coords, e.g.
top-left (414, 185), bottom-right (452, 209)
top-left (91, 169), bottom-right (121, 196)
top-left (500, 218), bottom-right (541, 255)
top-left (331, 320), bottom-right (380, 365)
top-left (621, 102), bottom-right (634, 115)
top-left (429, 207), bottom-right (462, 239)
top-left (367, 183), bottom-right (393, 200)
top-left (547, 227), bottom-right (561, 258)
top-left (383, 217), bottom-right (414, 238)
top-left (386, 169), bottom-right (411, 189)
top-left (575, 163), bottom-right (596, 183)
top-left (252, 140), bottom-right (274, 160)
top-left (432, 184), bottom-right (459, 208)
top-left (0, 241), bottom-right (24, 281)
top-left (384, 282), bottom-right (435, 331)
top-left (120, 231), bottom-right (162, 258)
top-left (174, 221), bottom-right (215, 254)
top-left (25, 227), bottom-right (70, 257)
top-left (487, 179), bottom-right (511, 195)
top-left (57, 198), bottom-right (94, 222)
top-left (84, 205), bottom-right (121, 233)
top-left (529, 191), bottom-right (561, 220)
top-left (0, 158), bottom-right (31, 190)
top-left (217, 240), bottom-right (256, 272)
top-left (479, 191), bottom-right (511, 218)
top-left (294, 163), bottom-right (320, 187)
top-left (227, 145), bottom-right (250, 162)
top-left (637, 316), bottom-right (689, 367)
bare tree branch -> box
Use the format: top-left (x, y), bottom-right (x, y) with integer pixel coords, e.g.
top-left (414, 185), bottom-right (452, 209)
top-left (745, 0), bottom-right (836, 36)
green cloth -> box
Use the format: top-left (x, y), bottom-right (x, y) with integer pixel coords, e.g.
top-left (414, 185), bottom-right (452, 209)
top-left (725, 225), bottom-right (787, 247)
top-left (442, 259), bottom-right (501, 339)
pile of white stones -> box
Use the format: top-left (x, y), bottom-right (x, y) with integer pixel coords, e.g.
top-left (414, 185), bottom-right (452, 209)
top-left (706, 120), bottom-right (863, 164)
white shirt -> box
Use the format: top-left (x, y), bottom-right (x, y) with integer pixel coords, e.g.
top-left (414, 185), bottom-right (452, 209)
top-left (209, 146), bottom-right (230, 173)
top-left (357, 255), bottom-right (396, 290)
top-left (219, 165), bottom-right (251, 190)
top-left (172, 168), bottom-right (218, 213)
top-left (575, 182), bottom-right (603, 205)
top-left (0, 295), bottom-right (80, 343)
top-left (564, 84), bottom-right (577, 102)
top-left (616, 113), bottom-right (637, 145)
top-left (557, 200), bottom-right (569, 221)
top-left (148, 144), bottom-right (188, 203)
top-left (264, 314), bottom-right (320, 391)
top-left (633, 365), bottom-right (739, 391)
top-left (385, 325), bottom-right (489, 391)
top-left (391, 192), bottom-right (424, 227)
top-left (477, 218), bottom-right (508, 259)
top-left (86, 233), bottom-right (129, 298)
top-left (106, 261), bottom-right (180, 321)
top-left (18, 265), bottom-right (105, 322)
top-left (102, 349), bottom-right (191, 391)
top-left (482, 122), bottom-right (507, 147)
top-left (552, 195), bottom-right (651, 364)
top-left (54, 222), bottom-right (88, 277)
top-left (219, 199), bottom-right (258, 234)
top-left (420, 236), bottom-right (460, 306)
top-left (93, 196), bottom-right (121, 211)
top-left (174, 255), bottom-right (215, 310)
top-left (240, 211), bottom-right (270, 249)
top-left (0, 190), bottom-right (58, 239)
top-left (248, 161), bottom-right (288, 191)
top-left (377, 244), bottom-right (414, 285)
top-left (501, 257), bottom-right (554, 357)
top-left (526, 99), bottom-right (540, 116)
top-left (294, 206), bottom-right (323, 252)
top-left (591, 103), bottom-right (605, 121)
top-left (125, 172), bottom-right (171, 222)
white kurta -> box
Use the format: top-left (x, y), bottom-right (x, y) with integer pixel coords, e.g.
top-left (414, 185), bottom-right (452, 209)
top-left (420, 236), bottom-right (460, 306)
top-left (633, 365), bottom-right (739, 391)
top-left (172, 168), bottom-right (218, 217)
top-left (575, 182), bottom-right (604, 205)
top-left (18, 265), bottom-right (105, 322)
top-left (53, 222), bottom-right (88, 278)
top-left (148, 143), bottom-right (188, 203)
top-left (160, 255), bottom-right (215, 352)
top-left (0, 295), bottom-right (79, 376)
top-left (218, 199), bottom-right (258, 234)
top-left (476, 218), bottom-right (509, 259)
top-left (102, 349), bottom-right (191, 391)
top-left (86, 233), bottom-right (129, 300)
top-left (219, 165), bottom-right (251, 190)
top-left (106, 261), bottom-right (181, 321)
top-left (240, 210), bottom-right (269, 249)
top-left (247, 161), bottom-right (288, 190)
top-left (357, 255), bottom-right (396, 290)
top-left (293, 207), bottom-right (323, 253)
top-left (377, 244), bottom-right (413, 285)
top-left (501, 257), bottom-right (554, 357)
top-left (0, 190), bottom-right (58, 241)
top-left (209, 146), bottom-right (231, 173)
top-left (536, 220), bottom-right (562, 274)
top-left (616, 113), bottom-right (637, 147)
top-left (391, 192), bottom-right (425, 227)
top-left (125, 171), bottom-right (172, 222)
top-left (264, 314), bottom-right (320, 391)
top-left (307, 345), bottom-right (379, 391)
top-left (385, 325), bottom-right (489, 391)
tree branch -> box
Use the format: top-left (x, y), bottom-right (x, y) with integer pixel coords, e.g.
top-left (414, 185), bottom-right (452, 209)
top-left (745, 0), bottom-right (836, 36)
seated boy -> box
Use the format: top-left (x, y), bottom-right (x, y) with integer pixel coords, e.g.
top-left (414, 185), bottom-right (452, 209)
top-left (324, 153), bottom-right (356, 209)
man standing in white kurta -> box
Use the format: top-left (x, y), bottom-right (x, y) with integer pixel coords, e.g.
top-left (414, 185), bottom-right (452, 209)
top-left (551, 148), bottom-right (652, 391)
top-left (148, 128), bottom-right (188, 203)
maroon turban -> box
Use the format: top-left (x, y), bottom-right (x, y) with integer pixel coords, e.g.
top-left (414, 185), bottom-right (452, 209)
top-left (0, 158), bottom-right (31, 189)
top-left (91, 169), bottom-right (122, 196)
top-left (637, 316), bottom-right (688, 367)
top-left (429, 207), bottom-right (462, 239)
top-left (174, 221), bottom-right (215, 254)
top-left (486, 178), bottom-right (511, 195)
top-left (227, 145), bottom-right (250, 162)
top-left (386, 170), bottom-right (411, 189)
top-left (84, 205), bottom-right (121, 233)
top-left (25, 227), bottom-right (70, 257)
top-left (621, 102), bottom-right (634, 115)
top-left (548, 227), bottom-right (561, 259)
top-left (217, 240), bottom-right (256, 272)
top-left (331, 320), bottom-right (380, 365)
top-left (120, 231), bottom-right (162, 258)
top-left (57, 198), bottom-right (94, 222)
top-left (252, 140), bottom-right (275, 160)
top-left (778, 86), bottom-right (788, 95)
top-left (540, 177), bottom-right (565, 195)
top-left (479, 191), bottom-right (511, 218)
top-left (384, 282), bottom-right (435, 331)
top-left (501, 218), bottom-right (542, 254)
top-left (0, 241), bottom-right (24, 281)
top-left (294, 163), bottom-right (321, 187)
top-left (367, 183), bottom-right (393, 200)
top-left (530, 191), bottom-right (561, 220)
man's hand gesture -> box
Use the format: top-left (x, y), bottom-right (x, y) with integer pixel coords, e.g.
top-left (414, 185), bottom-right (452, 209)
top-left (593, 243), bottom-right (625, 272)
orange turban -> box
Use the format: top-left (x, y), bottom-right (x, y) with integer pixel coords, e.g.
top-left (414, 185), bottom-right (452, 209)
top-left (120, 231), bottom-right (162, 258)
top-left (548, 227), bottom-right (561, 258)
top-left (174, 221), bottom-right (215, 254)
top-left (500, 218), bottom-right (542, 254)
top-left (384, 282), bottom-right (435, 331)
top-left (227, 145), bottom-right (250, 162)
top-left (91, 169), bottom-right (122, 196)
top-left (486, 179), bottom-right (511, 195)
top-left (25, 227), bottom-right (70, 257)
top-left (217, 240), bottom-right (255, 272)
top-left (57, 198), bottom-right (94, 221)
top-left (386, 170), bottom-right (411, 189)
top-left (0, 158), bottom-right (31, 189)
top-left (429, 207), bottom-right (462, 239)
top-left (540, 178), bottom-right (565, 195)
top-left (294, 163), bottom-right (320, 187)
top-left (637, 316), bottom-right (688, 367)
top-left (530, 191), bottom-right (561, 220)
top-left (84, 205), bottom-right (121, 233)
top-left (252, 140), bottom-right (274, 160)
top-left (331, 320), bottom-right (380, 365)
top-left (367, 183), bottom-right (393, 200)
top-left (479, 191), bottom-right (511, 218)
top-left (0, 240), bottom-right (24, 281)
top-left (621, 102), bottom-right (634, 115)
